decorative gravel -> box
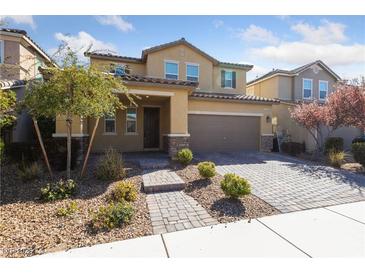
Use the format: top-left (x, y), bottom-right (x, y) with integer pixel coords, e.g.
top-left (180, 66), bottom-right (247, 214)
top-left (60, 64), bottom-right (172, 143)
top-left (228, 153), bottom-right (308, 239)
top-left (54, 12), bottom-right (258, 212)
top-left (0, 162), bottom-right (152, 258)
top-left (175, 165), bottom-right (280, 223)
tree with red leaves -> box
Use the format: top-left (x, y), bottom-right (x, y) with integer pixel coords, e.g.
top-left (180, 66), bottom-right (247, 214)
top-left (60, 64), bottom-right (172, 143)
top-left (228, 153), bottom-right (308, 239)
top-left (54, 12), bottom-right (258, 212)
top-left (290, 78), bottom-right (365, 153)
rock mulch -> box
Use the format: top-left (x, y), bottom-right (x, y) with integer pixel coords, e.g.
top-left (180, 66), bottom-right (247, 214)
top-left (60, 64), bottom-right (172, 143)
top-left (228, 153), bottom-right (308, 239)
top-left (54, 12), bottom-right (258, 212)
top-left (0, 163), bottom-right (152, 258)
top-left (175, 165), bottom-right (279, 223)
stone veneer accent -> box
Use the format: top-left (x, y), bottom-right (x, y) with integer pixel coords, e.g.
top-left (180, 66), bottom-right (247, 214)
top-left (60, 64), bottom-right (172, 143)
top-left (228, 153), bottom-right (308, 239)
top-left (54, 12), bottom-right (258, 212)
top-left (260, 135), bottom-right (273, 152)
top-left (163, 135), bottom-right (190, 157)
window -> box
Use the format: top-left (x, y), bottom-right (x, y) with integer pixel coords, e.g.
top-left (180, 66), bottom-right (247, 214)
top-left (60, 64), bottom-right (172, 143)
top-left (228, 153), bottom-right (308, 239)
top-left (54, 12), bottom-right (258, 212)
top-left (186, 64), bottom-right (199, 82)
top-left (104, 114), bottom-right (116, 134)
top-left (221, 70), bottom-right (236, 88)
top-left (303, 79), bottom-right (313, 99)
top-left (319, 80), bottom-right (328, 100)
top-left (165, 61), bottom-right (178, 80)
top-left (0, 40), bottom-right (4, 64)
top-left (126, 108), bottom-right (137, 134)
top-left (115, 65), bottom-right (125, 76)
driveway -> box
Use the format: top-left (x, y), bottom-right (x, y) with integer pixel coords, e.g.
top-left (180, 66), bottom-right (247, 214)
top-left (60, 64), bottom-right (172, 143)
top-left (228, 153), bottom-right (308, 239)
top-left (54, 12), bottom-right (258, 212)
top-left (195, 152), bottom-right (365, 213)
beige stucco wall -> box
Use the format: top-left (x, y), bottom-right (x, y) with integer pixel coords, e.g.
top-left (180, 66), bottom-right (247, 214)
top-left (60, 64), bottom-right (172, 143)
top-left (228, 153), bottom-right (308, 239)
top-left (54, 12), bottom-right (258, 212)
top-left (247, 77), bottom-right (279, 99)
top-left (90, 57), bottom-right (146, 76)
top-left (188, 99), bottom-right (274, 135)
top-left (277, 76), bottom-right (293, 100)
top-left (146, 44), bottom-right (214, 91)
top-left (294, 66), bottom-right (337, 101)
top-left (212, 65), bottom-right (247, 94)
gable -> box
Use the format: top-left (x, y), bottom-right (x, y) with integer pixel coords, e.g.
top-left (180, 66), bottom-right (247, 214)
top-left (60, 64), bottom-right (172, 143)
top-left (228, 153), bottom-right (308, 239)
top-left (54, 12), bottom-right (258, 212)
top-left (297, 64), bottom-right (338, 82)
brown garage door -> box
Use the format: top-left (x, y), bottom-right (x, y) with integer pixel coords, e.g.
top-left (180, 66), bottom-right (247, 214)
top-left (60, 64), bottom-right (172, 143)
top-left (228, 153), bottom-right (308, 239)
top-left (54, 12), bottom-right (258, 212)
top-left (188, 114), bottom-right (260, 153)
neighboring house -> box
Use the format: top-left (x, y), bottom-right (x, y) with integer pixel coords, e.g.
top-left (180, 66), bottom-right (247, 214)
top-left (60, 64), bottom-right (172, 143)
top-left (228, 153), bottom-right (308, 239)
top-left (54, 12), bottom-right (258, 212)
top-left (53, 38), bottom-right (279, 156)
top-left (247, 60), bottom-right (362, 151)
top-left (0, 28), bottom-right (56, 143)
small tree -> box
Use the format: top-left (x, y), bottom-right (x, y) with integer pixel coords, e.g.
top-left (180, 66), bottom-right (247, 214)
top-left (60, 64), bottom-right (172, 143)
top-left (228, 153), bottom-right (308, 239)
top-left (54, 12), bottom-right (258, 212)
top-left (0, 89), bottom-right (16, 128)
top-left (290, 101), bottom-right (327, 152)
top-left (24, 48), bottom-right (133, 179)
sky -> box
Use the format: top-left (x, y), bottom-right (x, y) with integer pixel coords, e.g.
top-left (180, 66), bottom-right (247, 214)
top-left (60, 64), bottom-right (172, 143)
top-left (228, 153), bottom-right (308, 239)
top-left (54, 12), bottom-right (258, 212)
top-left (1, 15), bottom-right (364, 81)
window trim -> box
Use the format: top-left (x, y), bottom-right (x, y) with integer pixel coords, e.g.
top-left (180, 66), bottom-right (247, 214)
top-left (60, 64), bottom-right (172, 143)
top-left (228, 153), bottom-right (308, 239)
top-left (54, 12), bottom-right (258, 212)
top-left (185, 62), bottom-right (199, 82)
top-left (224, 70), bottom-right (233, 89)
top-left (164, 60), bottom-right (179, 80)
top-left (103, 114), bottom-right (116, 135)
top-left (0, 40), bottom-right (4, 64)
top-left (319, 80), bottom-right (328, 101)
top-left (125, 107), bottom-right (138, 135)
top-left (302, 78), bottom-right (313, 99)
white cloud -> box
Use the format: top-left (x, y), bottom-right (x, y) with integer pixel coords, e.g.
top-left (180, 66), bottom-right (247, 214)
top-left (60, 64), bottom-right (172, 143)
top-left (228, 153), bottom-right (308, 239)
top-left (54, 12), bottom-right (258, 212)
top-left (51, 31), bottom-right (117, 63)
top-left (0, 15), bottom-right (36, 29)
top-left (95, 15), bottom-right (134, 32)
top-left (250, 41), bottom-right (365, 66)
top-left (291, 20), bottom-right (347, 44)
top-left (246, 64), bottom-right (271, 81)
top-left (238, 24), bottom-right (279, 45)
top-left (213, 20), bottom-right (224, 29)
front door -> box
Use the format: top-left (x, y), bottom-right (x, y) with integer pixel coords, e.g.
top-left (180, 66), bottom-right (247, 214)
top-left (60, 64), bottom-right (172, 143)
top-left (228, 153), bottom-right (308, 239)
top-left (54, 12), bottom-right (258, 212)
top-left (143, 107), bottom-right (160, 149)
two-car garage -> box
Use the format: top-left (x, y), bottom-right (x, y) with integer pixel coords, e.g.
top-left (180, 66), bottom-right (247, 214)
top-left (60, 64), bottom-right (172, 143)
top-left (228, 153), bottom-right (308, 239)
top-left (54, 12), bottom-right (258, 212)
top-left (188, 112), bottom-right (261, 153)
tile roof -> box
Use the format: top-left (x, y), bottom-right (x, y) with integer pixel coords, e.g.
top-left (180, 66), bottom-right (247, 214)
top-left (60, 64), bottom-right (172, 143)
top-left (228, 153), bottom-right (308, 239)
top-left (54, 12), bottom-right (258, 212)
top-left (120, 74), bottom-right (199, 87)
top-left (86, 38), bottom-right (253, 70)
top-left (190, 91), bottom-right (280, 103)
top-left (247, 60), bottom-right (341, 86)
top-left (0, 79), bottom-right (27, 89)
top-left (0, 28), bottom-right (56, 67)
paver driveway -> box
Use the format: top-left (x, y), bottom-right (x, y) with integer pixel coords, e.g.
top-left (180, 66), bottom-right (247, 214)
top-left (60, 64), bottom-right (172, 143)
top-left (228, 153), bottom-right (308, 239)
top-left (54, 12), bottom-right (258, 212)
top-left (196, 152), bottom-right (365, 213)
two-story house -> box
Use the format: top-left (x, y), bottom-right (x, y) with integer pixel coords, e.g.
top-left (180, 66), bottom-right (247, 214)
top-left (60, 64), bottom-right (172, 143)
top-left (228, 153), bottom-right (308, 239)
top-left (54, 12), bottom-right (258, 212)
top-left (53, 38), bottom-right (279, 156)
top-left (247, 60), bottom-right (363, 151)
top-left (0, 28), bottom-right (56, 143)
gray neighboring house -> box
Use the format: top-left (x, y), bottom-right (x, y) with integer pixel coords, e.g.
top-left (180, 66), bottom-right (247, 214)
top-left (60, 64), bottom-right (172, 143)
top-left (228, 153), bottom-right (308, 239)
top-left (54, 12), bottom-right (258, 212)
top-left (0, 28), bottom-right (56, 144)
top-left (247, 60), bottom-right (363, 151)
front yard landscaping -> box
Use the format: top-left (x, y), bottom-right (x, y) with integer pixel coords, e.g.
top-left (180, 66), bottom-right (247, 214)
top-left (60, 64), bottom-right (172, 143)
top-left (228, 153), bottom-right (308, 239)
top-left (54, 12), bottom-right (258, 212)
top-left (176, 164), bottom-right (279, 223)
top-left (0, 160), bottom-right (152, 258)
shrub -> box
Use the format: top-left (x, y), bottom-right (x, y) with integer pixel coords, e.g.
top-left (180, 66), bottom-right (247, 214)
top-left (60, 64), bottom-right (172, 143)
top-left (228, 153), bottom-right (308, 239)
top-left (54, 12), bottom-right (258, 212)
top-left (324, 137), bottom-right (344, 154)
top-left (57, 201), bottom-right (79, 217)
top-left (220, 173), bottom-right (251, 199)
top-left (40, 179), bottom-right (77, 202)
top-left (352, 136), bottom-right (365, 144)
top-left (0, 139), bottom-right (4, 161)
top-left (18, 161), bottom-right (42, 182)
top-left (109, 181), bottom-right (138, 202)
top-left (91, 202), bottom-right (134, 231)
top-left (96, 148), bottom-right (126, 180)
top-left (176, 148), bottom-right (193, 165)
top-left (5, 142), bottom-right (39, 163)
top-left (280, 142), bottom-right (305, 156)
top-left (197, 161), bottom-right (216, 178)
top-left (327, 150), bottom-right (345, 168)
top-left (352, 142), bottom-right (365, 167)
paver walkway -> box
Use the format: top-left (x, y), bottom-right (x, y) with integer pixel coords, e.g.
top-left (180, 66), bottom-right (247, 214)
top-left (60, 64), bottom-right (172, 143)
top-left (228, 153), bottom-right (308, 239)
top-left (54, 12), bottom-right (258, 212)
top-left (196, 152), bottom-right (365, 213)
top-left (142, 166), bottom-right (217, 234)
top-left (147, 191), bottom-right (217, 234)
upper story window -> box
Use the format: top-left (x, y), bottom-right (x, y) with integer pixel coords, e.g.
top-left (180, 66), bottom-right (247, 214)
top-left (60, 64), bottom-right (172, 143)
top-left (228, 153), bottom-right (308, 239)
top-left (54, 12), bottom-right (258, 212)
top-left (165, 61), bottom-right (178, 80)
top-left (0, 40), bottom-right (4, 64)
top-left (126, 108), bottom-right (137, 134)
top-left (319, 80), bottom-right (328, 100)
top-left (186, 63), bottom-right (199, 82)
top-left (110, 64), bottom-right (127, 76)
top-left (221, 70), bottom-right (236, 89)
top-left (104, 114), bottom-right (116, 134)
top-left (303, 78), bottom-right (313, 99)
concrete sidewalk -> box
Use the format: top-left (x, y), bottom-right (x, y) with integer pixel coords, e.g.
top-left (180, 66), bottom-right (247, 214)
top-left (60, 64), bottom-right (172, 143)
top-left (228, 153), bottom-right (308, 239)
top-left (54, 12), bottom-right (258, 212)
top-left (40, 201), bottom-right (365, 258)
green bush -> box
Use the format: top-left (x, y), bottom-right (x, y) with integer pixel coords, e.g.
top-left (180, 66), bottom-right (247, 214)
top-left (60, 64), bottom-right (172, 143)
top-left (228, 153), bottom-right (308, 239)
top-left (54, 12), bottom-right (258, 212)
top-left (96, 148), bottom-right (126, 180)
top-left (57, 201), bottom-right (79, 217)
top-left (176, 148), bottom-right (193, 165)
top-left (40, 179), bottom-right (77, 202)
top-left (18, 161), bottom-right (42, 182)
top-left (197, 161), bottom-right (216, 178)
top-left (109, 181), bottom-right (138, 202)
top-left (352, 142), bottom-right (365, 167)
top-left (91, 202), bottom-right (134, 231)
top-left (325, 137), bottom-right (344, 154)
top-left (327, 149), bottom-right (345, 168)
top-left (220, 173), bottom-right (251, 199)
top-left (0, 139), bottom-right (4, 160)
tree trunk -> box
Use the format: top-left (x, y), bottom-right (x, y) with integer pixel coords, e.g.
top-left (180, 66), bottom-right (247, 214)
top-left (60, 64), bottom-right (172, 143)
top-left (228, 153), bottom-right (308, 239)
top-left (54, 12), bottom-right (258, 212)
top-left (80, 117), bottom-right (99, 177)
top-left (32, 117), bottom-right (53, 177)
top-left (66, 114), bottom-right (72, 179)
